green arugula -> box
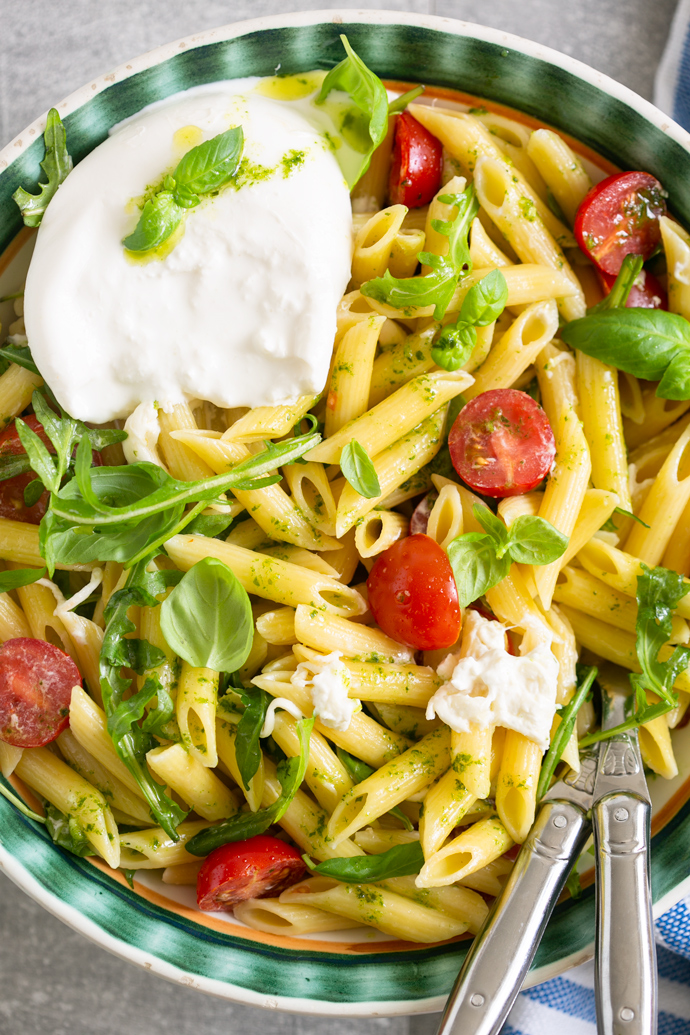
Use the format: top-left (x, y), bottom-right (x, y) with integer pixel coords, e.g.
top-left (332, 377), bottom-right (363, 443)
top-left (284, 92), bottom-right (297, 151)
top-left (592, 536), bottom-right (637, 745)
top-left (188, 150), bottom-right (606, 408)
top-left (0, 779), bottom-right (45, 823)
top-left (336, 747), bottom-right (412, 830)
top-left (44, 803), bottom-right (91, 856)
top-left (316, 35), bottom-right (389, 188)
top-left (561, 254), bottom-right (690, 400)
top-left (600, 506), bottom-right (650, 533)
top-left (446, 505), bottom-right (568, 608)
top-left (185, 718), bottom-right (315, 855)
top-left (432, 270), bottom-right (509, 371)
top-left (387, 86), bottom-right (425, 115)
top-left (0, 343), bottom-right (41, 376)
top-left (38, 422), bottom-right (321, 571)
top-left (537, 666), bottom-right (598, 799)
top-left (361, 185), bottom-right (480, 321)
top-left (580, 564), bottom-right (690, 747)
top-left (122, 127), bottom-right (244, 253)
top-left (234, 687), bottom-right (271, 790)
top-left (13, 108), bottom-right (73, 227)
top-left (183, 512), bottom-right (237, 538)
top-left (304, 841), bottom-right (424, 882)
top-left (100, 558), bottom-right (188, 839)
top-left (340, 440), bottom-right (381, 498)
top-left (160, 557), bottom-right (253, 672)
top-left (0, 567), bottom-right (46, 593)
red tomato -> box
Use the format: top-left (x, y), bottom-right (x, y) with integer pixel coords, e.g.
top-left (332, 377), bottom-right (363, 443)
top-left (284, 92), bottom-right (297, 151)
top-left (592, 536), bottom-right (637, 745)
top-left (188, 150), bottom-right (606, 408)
top-left (367, 534), bottom-right (461, 651)
top-left (0, 638), bottom-right (82, 748)
top-left (196, 835), bottom-right (306, 911)
top-left (448, 389), bottom-right (556, 498)
top-left (599, 267), bottom-right (667, 310)
top-left (388, 112), bottom-right (443, 208)
top-left (0, 416), bottom-right (54, 524)
top-left (574, 171), bottom-right (666, 276)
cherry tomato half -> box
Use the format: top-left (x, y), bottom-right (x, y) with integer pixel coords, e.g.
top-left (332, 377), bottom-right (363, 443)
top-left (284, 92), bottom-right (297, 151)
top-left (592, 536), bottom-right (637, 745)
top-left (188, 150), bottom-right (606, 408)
top-left (574, 171), bottom-right (666, 276)
top-left (196, 835), bottom-right (306, 911)
top-left (0, 416), bottom-right (54, 524)
top-left (448, 389), bottom-right (556, 498)
top-left (388, 112), bottom-right (443, 209)
top-left (0, 637), bottom-right (82, 748)
top-left (599, 267), bottom-right (667, 310)
top-left (367, 534), bottom-right (461, 651)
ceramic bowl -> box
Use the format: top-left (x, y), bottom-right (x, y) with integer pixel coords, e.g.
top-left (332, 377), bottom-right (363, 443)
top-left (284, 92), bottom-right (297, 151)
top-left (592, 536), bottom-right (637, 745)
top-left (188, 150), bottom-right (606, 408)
top-left (2, 8), bottom-right (690, 1016)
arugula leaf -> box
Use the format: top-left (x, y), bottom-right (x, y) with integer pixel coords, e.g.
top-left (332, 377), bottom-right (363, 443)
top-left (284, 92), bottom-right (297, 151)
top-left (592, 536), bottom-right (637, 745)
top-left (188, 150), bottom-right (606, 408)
top-left (183, 512), bottom-right (237, 538)
top-left (44, 803), bottom-right (91, 857)
top-left (340, 440), bottom-right (381, 499)
top-left (336, 747), bottom-right (412, 829)
top-left (140, 678), bottom-right (176, 736)
top-left (13, 108), bottom-right (73, 227)
top-left (0, 344), bottom-right (41, 375)
top-left (305, 841), bottom-right (424, 882)
top-left (446, 505), bottom-right (567, 607)
top-left (580, 564), bottom-right (690, 747)
top-left (174, 126), bottom-right (244, 196)
top-left (561, 256), bottom-right (690, 399)
top-left (537, 666), bottom-right (597, 799)
top-left (123, 127), bottom-right (244, 253)
top-left (160, 557), bottom-right (253, 672)
top-left (100, 559), bottom-right (189, 839)
top-left (387, 86), bottom-right (425, 115)
top-left (361, 185), bottom-right (479, 321)
top-left (185, 718), bottom-right (315, 855)
top-left (0, 779), bottom-right (45, 822)
top-left (235, 687), bottom-right (271, 790)
top-left (316, 35), bottom-right (388, 188)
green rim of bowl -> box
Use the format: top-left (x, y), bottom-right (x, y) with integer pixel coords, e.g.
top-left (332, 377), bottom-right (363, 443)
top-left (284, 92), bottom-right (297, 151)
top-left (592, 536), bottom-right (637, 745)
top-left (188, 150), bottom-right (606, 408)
top-left (1, 8), bottom-right (690, 1015)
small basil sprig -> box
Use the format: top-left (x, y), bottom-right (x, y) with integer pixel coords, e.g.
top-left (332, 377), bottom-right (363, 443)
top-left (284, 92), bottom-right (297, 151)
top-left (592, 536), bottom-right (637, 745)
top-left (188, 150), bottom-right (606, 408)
top-left (160, 557), bottom-right (253, 672)
top-left (432, 270), bottom-right (509, 371)
top-left (100, 558), bottom-right (187, 839)
top-left (235, 687), bottom-right (271, 790)
top-left (13, 108), bottom-right (73, 227)
top-left (580, 564), bottom-right (689, 747)
top-left (340, 440), bottom-right (381, 498)
top-left (446, 505), bottom-right (568, 608)
top-left (361, 185), bottom-right (479, 320)
top-left (122, 126), bottom-right (244, 253)
top-left (337, 747), bottom-right (412, 830)
top-left (304, 841), bottom-right (424, 882)
top-left (316, 35), bottom-right (388, 188)
top-left (537, 665), bottom-right (597, 799)
top-left (186, 717), bottom-right (315, 855)
top-left (561, 254), bottom-right (690, 400)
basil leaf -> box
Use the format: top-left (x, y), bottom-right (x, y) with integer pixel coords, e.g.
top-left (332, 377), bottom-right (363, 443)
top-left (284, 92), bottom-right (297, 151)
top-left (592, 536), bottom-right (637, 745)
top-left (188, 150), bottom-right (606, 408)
top-left (0, 567), bottom-right (45, 593)
top-left (316, 35), bottom-right (388, 188)
top-left (100, 558), bottom-right (189, 838)
top-left (44, 803), bottom-right (91, 857)
top-left (184, 513), bottom-right (237, 538)
top-left (0, 344), bottom-right (40, 375)
top-left (336, 747), bottom-right (412, 829)
top-left (186, 717), bottom-right (314, 855)
top-left (431, 324), bottom-right (476, 371)
top-left (506, 515), bottom-right (568, 565)
top-left (459, 269), bottom-right (509, 327)
top-left (235, 687), bottom-right (270, 790)
top-left (537, 666), bottom-right (598, 799)
top-left (13, 108), bottom-right (73, 227)
top-left (560, 308), bottom-right (690, 397)
top-left (308, 842), bottom-right (424, 882)
top-left (122, 192), bottom-right (184, 253)
top-left (160, 557), bottom-right (253, 671)
top-left (23, 478), bottom-right (45, 508)
top-left (387, 85), bottom-right (425, 115)
top-left (446, 532), bottom-right (511, 608)
top-left (173, 126), bottom-right (244, 197)
top-left (474, 504), bottom-right (511, 555)
top-left (340, 440), bottom-right (381, 499)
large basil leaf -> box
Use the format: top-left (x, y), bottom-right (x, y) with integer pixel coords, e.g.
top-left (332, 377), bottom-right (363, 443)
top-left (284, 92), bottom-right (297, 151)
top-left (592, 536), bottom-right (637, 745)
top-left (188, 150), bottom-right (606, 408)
top-left (446, 532), bottom-right (511, 608)
top-left (174, 126), bottom-right (244, 196)
top-left (308, 841), bottom-right (424, 882)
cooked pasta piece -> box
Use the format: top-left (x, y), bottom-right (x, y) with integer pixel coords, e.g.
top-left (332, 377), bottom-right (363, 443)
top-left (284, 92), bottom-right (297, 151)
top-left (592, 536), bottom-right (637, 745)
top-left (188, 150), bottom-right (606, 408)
top-left (146, 743), bottom-right (240, 821)
top-left (234, 898), bottom-right (365, 935)
top-left (495, 731), bottom-right (542, 844)
top-left (660, 215), bottom-right (690, 321)
top-left (119, 821), bottom-right (211, 869)
top-left (354, 510), bottom-right (408, 558)
top-left (526, 128), bottom-right (593, 224)
top-left (416, 815), bottom-right (513, 888)
top-left (464, 300), bottom-right (559, 399)
top-left (176, 663), bottom-right (219, 768)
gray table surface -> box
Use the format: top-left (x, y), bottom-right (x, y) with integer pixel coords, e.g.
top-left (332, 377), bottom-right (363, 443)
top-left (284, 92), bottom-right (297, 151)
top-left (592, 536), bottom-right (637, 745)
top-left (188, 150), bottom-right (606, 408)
top-left (0, 1), bottom-right (681, 1032)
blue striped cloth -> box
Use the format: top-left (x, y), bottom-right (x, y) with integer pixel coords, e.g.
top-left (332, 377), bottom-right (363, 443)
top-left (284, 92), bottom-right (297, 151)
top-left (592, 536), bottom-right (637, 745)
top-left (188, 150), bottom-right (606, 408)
top-left (504, 898), bottom-right (690, 1032)
top-left (499, 19), bottom-right (690, 1032)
